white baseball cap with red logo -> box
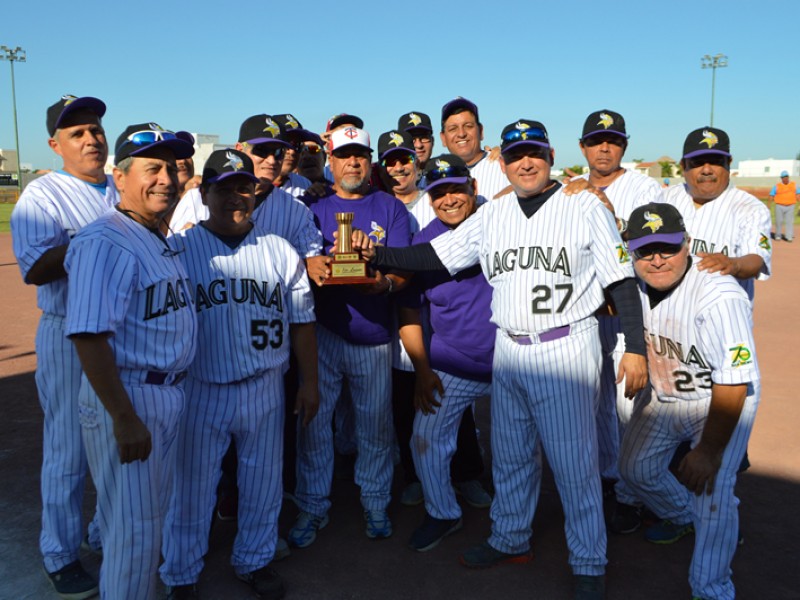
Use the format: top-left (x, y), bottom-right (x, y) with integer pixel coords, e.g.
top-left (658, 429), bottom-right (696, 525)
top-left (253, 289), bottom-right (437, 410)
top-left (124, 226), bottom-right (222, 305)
top-left (328, 126), bottom-right (372, 153)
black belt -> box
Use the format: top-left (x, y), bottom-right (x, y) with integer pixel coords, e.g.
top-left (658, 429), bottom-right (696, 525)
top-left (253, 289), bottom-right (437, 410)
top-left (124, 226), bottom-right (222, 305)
top-left (144, 370), bottom-right (187, 386)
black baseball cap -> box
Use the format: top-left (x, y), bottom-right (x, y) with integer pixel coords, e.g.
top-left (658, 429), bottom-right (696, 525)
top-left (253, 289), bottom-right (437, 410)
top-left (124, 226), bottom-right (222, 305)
top-left (423, 154), bottom-right (471, 193)
top-left (627, 203), bottom-right (687, 252)
top-left (500, 120), bottom-right (551, 153)
top-left (397, 111), bottom-right (433, 134)
top-left (441, 97), bottom-right (479, 126)
top-left (46, 94), bottom-right (106, 136)
top-left (378, 130), bottom-right (415, 161)
top-left (273, 113), bottom-right (324, 146)
top-left (238, 114), bottom-right (291, 147)
top-left (114, 123), bottom-right (195, 165)
top-left (326, 113), bottom-right (364, 132)
top-left (581, 109), bottom-right (629, 141)
top-left (682, 127), bottom-right (731, 160)
top-left (202, 149), bottom-right (258, 185)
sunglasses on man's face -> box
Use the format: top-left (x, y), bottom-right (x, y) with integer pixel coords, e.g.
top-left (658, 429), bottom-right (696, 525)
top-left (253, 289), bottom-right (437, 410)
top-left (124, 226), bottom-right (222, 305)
top-left (248, 144), bottom-right (285, 160)
top-left (631, 242), bottom-right (685, 262)
top-left (684, 154), bottom-right (729, 170)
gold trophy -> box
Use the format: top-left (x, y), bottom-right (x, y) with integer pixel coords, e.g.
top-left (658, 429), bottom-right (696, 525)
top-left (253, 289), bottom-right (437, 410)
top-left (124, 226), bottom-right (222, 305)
top-left (325, 212), bottom-right (374, 285)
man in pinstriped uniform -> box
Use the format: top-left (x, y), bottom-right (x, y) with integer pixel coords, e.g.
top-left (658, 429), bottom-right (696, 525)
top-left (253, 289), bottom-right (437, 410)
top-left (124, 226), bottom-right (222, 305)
top-left (10, 94), bottom-right (116, 599)
top-left (619, 202), bottom-right (759, 600)
top-left (160, 149), bottom-right (317, 600)
top-left (64, 123), bottom-right (197, 600)
top-left (290, 126), bottom-right (411, 547)
top-left (354, 118), bottom-right (648, 599)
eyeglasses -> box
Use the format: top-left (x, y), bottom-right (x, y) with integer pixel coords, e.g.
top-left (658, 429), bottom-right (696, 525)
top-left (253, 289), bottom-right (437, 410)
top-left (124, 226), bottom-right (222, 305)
top-left (684, 154), bottom-right (729, 170)
top-left (125, 129), bottom-right (179, 146)
top-left (501, 126), bottom-right (549, 145)
top-left (631, 242), bottom-right (685, 261)
top-left (381, 154), bottom-right (415, 168)
top-left (303, 144), bottom-right (324, 155)
top-left (246, 144), bottom-right (285, 160)
top-left (411, 135), bottom-right (432, 144)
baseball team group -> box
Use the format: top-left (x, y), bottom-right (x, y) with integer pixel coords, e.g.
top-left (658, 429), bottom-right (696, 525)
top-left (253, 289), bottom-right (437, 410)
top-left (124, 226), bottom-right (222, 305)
top-left (10, 93), bottom-right (773, 600)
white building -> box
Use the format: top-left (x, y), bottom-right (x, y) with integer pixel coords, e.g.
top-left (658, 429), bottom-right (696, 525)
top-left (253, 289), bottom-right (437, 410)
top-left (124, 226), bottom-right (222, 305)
top-left (736, 158), bottom-right (799, 177)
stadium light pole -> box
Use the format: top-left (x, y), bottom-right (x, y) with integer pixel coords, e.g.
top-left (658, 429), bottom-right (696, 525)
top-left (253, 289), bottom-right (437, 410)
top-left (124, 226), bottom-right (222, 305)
top-left (0, 45), bottom-right (26, 193)
top-left (701, 53), bottom-right (727, 127)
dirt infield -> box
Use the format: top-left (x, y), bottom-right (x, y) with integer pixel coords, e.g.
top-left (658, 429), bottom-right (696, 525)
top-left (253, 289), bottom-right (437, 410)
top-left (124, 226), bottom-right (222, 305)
top-left (0, 231), bottom-right (798, 599)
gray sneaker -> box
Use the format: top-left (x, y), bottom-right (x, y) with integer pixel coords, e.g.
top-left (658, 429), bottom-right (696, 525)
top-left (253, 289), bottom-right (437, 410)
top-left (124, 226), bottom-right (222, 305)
top-left (455, 480), bottom-right (492, 508)
top-left (288, 511), bottom-right (329, 548)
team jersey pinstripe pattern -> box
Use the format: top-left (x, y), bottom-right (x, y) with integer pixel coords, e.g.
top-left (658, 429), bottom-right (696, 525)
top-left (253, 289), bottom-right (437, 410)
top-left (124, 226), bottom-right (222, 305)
top-left (431, 187), bottom-right (634, 333)
top-left (578, 170), bottom-right (664, 479)
top-left (161, 368), bottom-right (285, 584)
top-left (78, 376), bottom-right (185, 600)
top-left (178, 224), bottom-right (314, 383)
top-left (66, 209), bottom-right (197, 600)
top-left (468, 153), bottom-right (509, 203)
top-left (10, 171), bottom-right (116, 572)
top-left (412, 371), bottom-right (490, 520)
top-left (489, 324), bottom-right (606, 575)
top-left (65, 211), bottom-right (196, 372)
top-left (168, 187), bottom-right (323, 258)
top-left (295, 325), bottom-right (393, 517)
top-left (11, 171), bottom-right (117, 315)
top-left (664, 184), bottom-right (772, 301)
top-left (619, 262), bottom-right (759, 599)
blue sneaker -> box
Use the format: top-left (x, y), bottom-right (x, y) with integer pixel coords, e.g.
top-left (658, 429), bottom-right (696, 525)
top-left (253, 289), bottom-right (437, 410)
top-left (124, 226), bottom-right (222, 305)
top-left (574, 574), bottom-right (605, 600)
top-left (288, 512), bottom-right (329, 548)
top-left (364, 509), bottom-right (392, 539)
top-left (409, 514), bottom-right (462, 552)
top-left (645, 519), bottom-right (694, 544)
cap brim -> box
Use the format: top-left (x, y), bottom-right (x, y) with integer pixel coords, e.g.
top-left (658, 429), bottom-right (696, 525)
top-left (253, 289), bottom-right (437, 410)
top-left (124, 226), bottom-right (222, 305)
top-left (54, 96), bottom-right (107, 130)
top-left (379, 147), bottom-right (415, 161)
top-left (284, 129), bottom-right (324, 146)
top-left (628, 232), bottom-right (685, 252)
top-left (501, 140), bottom-right (550, 153)
top-left (425, 176), bottom-right (470, 193)
top-left (129, 138), bottom-right (195, 160)
top-left (204, 171), bottom-right (259, 185)
top-left (243, 137), bottom-right (293, 148)
top-left (682, 149), bottom-right (731, 160)
top-left (581, 129), bottom-right (629, 141)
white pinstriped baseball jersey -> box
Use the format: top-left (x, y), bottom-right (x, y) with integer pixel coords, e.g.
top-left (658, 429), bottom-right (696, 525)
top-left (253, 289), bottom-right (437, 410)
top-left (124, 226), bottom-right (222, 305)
top-left (11, 171), bottom-right (117, 315)
top-left (468, 152), bottom-right (509, 203)
top-left (178, 223), bottom-right (315, 384)
top-left (640, 258), bottom-right (758, 402)
top-left (664, 184), bottom-right (772, 301)
top-left (64, 210), bottom-right (197, 372)
top-left (430, 186), bottom-right (633, 334)
top-left (579, 169), bottom-right (664, 223)
top-left (168, 187), bottom-right (322, 258)
top-left (280, 172), bottom-right (313, 199)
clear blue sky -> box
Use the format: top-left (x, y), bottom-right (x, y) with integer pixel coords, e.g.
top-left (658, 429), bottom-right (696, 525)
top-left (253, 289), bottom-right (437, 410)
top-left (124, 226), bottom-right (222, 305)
top-left (1, 0), bottom-right (797, 171)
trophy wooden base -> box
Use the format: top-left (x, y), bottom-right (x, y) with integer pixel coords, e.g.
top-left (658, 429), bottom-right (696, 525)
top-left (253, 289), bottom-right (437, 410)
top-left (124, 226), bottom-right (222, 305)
top-left (323, 252), bottom-right (375, 285)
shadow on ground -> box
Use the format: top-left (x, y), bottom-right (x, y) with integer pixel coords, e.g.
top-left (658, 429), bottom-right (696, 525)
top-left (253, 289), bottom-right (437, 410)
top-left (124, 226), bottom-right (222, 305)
top-left (1, 370), bottom-right (797, 599)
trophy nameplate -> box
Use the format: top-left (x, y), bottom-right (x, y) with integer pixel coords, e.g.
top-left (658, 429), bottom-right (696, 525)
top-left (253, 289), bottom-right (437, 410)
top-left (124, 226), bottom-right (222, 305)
top-left (324, 212), bottom-right (375, 285)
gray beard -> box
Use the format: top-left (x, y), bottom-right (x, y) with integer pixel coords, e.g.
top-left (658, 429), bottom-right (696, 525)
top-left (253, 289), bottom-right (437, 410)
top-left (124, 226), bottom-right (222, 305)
top-left (339, 176), bottom-right (367, 193)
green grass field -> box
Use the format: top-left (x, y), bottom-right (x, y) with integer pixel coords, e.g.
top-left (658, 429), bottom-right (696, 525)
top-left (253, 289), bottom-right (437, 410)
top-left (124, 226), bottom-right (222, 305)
top-left (0, 204), bottom-right (13, 233)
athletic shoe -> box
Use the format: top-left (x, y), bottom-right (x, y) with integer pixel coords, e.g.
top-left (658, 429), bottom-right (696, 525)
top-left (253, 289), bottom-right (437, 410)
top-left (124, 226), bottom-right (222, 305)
top-left (459, 540), bottom-right (533, 569)
top-left (216, 492), bottom-right (237, 522)
top-left (574, 574), bottom-right (606, 600)
top-left (80, 534), bottom-right (103, 556)
top-left (43, 561), bottom-right (98, 600)
top-left (409, 515), bottom-right (463, 552)
top-left (236, 565), bottom-right (285, 600)
top-left (274, 537), bottom-right (291, 561)
top-left (288, 512), bottom-right (329, 548)
top-left (166, 584), bottom-right (199, 600)
top-left (400, 481), bottom-right (424, 506)
top-left (608, 502), bottom-right (642, 534)
top-left (364, 509), bottom-right (392, 539)
top-left (454, 480), bottom-right (492, 509)
top-left (644, 519), bottom-right (694, 544)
